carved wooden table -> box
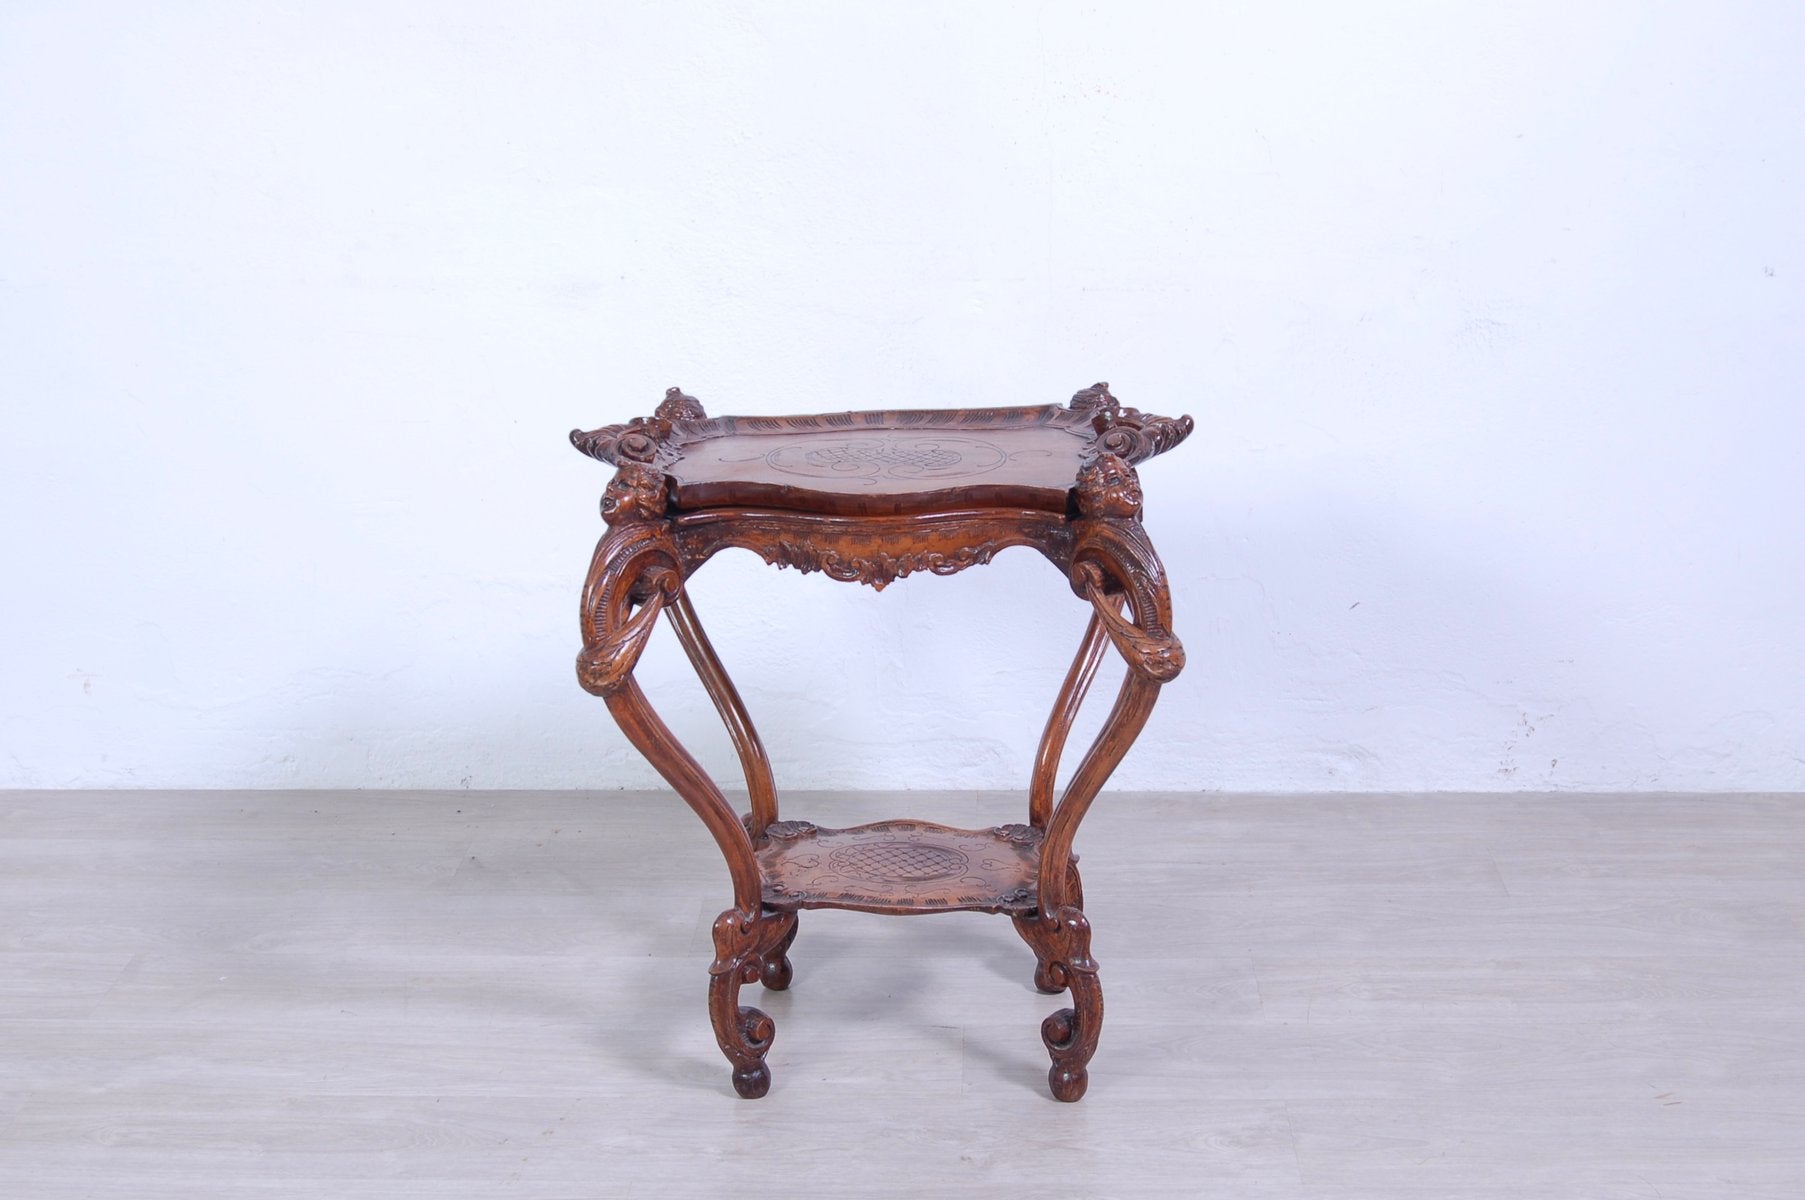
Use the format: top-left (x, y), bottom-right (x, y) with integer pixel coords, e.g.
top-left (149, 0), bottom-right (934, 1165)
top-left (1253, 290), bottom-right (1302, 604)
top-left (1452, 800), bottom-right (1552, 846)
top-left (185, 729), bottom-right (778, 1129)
top-left (570, 382), bottom-right (1191, 1101)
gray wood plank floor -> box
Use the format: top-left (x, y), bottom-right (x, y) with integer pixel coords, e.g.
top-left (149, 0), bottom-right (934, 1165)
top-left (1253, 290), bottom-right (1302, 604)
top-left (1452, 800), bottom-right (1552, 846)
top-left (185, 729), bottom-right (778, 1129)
top-left (1, 790), bottom-right (1800, 1198)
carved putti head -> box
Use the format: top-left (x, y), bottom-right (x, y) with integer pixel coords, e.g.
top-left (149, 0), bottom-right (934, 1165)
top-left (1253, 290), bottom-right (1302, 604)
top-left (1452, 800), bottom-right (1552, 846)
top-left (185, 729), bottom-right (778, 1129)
top-left (1068, 381), bottom-right (1121, 422)
top-left (655, 386), bottom-right (707, 423)
top-left (1075, 452), bottom-right (1142, 519)
top-left (600, 462), bottom-right (669, 524)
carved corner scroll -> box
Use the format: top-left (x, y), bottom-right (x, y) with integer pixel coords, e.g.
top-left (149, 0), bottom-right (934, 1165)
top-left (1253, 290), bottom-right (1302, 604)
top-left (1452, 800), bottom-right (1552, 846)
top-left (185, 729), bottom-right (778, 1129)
top-left (1064, 432), bottom-right (1185, 685)
top-left (575, 521), bottom-right (681, 697)
top-left (1070, 516), bottom-right (1185, 684)
top-left (570, 386), bottom-right (707, 465)
top-left (1067, 381), bottom-right (1195, 465)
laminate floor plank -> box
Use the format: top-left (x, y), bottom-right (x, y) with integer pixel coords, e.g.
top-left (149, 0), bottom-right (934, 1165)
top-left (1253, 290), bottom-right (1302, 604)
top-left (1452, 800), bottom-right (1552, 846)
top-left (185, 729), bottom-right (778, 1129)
top-left (1284, 1098), bottom-right (1805, 1199)
top-left (0, 789), bottom-right (1800, 1198)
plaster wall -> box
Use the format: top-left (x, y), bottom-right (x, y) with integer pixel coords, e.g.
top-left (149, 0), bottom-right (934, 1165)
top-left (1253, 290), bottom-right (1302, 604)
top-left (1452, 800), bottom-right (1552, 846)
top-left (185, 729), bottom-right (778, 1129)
top-left (3, 2), bottom-right (1800, 791)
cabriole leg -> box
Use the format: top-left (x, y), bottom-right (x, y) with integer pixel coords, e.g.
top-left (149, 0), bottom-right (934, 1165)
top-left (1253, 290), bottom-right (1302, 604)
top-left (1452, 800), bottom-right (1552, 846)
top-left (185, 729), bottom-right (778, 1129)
top-left (579, 505), bottom-right (779, 1096)
top-left (665, 586), bottom-right (780, 841)
top-left (1017, 491), bottom-right (1184, 1100)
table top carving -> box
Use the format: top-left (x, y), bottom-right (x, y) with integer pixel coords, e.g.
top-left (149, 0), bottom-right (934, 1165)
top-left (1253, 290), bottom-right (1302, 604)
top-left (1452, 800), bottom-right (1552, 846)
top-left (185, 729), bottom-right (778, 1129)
top-left (761, 433), bottom-right (1009, 483)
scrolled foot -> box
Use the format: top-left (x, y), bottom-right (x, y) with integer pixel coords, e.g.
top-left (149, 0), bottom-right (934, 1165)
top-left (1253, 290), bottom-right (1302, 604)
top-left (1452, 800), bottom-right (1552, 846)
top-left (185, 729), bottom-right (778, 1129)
top-left (708, 909), bottom-right (780, 1099)
top-left (739, 1005), bottom-right (775, 1048)
top-left (725, 1005), bottom-right (776, 1097)
top-left (1019, 906), bottom-right (1104, 1102)
top-left (730, 1006), bottom-right (775, 1097)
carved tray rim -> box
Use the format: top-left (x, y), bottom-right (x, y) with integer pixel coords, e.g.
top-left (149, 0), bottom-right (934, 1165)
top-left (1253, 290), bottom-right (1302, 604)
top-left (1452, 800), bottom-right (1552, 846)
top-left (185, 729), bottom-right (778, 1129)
top-left (571, 383), bottom-right (1194, 519)
top-left (663, 402), bottom-right (1087, 449)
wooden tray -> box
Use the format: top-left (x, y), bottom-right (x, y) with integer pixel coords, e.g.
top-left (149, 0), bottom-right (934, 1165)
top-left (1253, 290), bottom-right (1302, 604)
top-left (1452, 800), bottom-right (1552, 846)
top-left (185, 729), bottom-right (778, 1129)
top-left (572, 383), bottom-right (1195, 518)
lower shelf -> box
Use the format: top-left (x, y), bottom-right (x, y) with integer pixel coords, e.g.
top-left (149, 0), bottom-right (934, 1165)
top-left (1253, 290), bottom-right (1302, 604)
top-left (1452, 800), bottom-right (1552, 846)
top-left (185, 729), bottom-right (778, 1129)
top-left (757, 818), bottom-right (1043, 916)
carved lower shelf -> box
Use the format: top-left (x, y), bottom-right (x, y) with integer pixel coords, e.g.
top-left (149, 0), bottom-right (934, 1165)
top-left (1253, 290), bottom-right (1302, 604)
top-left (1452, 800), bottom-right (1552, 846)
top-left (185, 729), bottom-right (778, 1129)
top-left (757, 819), bottom-right (1043, 916)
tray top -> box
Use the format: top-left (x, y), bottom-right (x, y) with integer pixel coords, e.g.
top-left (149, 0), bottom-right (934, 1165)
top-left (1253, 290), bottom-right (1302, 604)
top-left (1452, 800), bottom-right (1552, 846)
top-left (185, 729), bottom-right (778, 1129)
top-left (572, 383), bottom-right (1193, 518)
top-left (666, 407), bottom-right (1093, 515)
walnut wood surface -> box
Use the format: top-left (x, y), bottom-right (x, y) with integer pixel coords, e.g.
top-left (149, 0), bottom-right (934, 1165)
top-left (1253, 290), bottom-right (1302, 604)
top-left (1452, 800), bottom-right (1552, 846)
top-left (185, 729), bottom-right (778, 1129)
top-left (669, 417), bottom-right (1086, 516)
top-left (571, 381), bottom-right (1191, 1101)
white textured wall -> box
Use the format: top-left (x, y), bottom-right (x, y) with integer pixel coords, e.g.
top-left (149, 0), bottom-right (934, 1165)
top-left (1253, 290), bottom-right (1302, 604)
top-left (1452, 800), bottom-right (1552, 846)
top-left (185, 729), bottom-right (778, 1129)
top-left (3, 2), bottom-right (1800, 792)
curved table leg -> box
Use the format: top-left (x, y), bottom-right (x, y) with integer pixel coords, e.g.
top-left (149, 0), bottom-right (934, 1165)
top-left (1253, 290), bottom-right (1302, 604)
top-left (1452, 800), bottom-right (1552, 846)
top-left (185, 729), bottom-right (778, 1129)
top-left (664, 587), bottom-right (803, 990)
top-left (1029, 605), bottom-right (1115, 830)
top-left (1021, 602), bottom-right (1114, 992)
top-left (665, 586), bottom-right (780, 841)
top-left (578, 513), bottom-right (786, 1096)
top-left (1019, 508), bottom-right (1185, 1101)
